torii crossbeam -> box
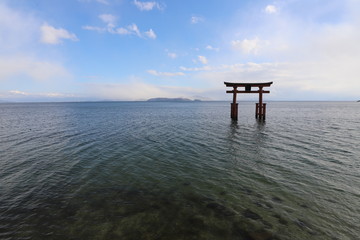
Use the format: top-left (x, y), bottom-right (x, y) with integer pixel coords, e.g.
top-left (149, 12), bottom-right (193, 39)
top-left (224, 82), bottom-right (273, 121)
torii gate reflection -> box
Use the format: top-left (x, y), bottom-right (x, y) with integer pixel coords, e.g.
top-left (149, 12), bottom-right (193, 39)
top-left (224, 82), bottom-right (273, 121)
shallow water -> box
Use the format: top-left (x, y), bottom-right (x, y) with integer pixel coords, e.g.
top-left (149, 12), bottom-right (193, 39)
top-left (0, 101), bottom-right (359, 239)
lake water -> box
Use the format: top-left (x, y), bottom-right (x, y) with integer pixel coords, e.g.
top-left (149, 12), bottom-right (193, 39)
top-left (0, 101), bottom-right (359, 240)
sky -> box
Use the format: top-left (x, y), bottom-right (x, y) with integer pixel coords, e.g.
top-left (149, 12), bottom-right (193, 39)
top-left (0, 0), bottom-right (359, 102)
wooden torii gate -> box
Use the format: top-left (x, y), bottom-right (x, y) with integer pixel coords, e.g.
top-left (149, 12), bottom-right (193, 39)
top-left (224, 82), bottom-right (273, 121)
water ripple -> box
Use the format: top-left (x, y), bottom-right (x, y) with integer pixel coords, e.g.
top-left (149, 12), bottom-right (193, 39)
top-left (0, 102), bottom-right (359, 240)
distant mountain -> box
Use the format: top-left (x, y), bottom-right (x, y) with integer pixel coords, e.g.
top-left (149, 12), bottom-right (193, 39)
top-left (191, 95), bottom-right (212, 101)
top-left (147, 98), bottom-right (200, 102)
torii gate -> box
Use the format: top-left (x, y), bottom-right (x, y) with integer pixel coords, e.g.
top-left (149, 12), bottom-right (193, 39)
top-left (224, 82), bottom-right (273, 121)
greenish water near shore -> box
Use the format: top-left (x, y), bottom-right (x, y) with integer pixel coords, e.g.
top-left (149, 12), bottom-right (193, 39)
top-left (1, 102), bottom-right (359, 239)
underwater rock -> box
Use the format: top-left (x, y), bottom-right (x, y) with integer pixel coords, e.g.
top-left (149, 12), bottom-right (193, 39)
top-left (273, 214), bottom-right (288, 225)
top-left (278, 218), bottom-right (288, 225)
top-left (150, 203), bottom-right (160, 209)
top-left (255, 201), bottom-right (273, 210)
top-left (243, 209), bottom-right (262, 220)
top-left (295, 218), bottom-right (317, 235)
top-left (261, 220), bottom-right (273, 229)
top-left (326, 198), bottom-right (337, 203)
top-left (299, 203), bottom-right (309, 208)
top-left (234, 220), bottom-right (277, 240)
top-left (187, 216), bottom-right (205, 228)
top-left (206, 202), bottom-right (221, 209)
top-left (159, 196), bottom-right (172, 205)
top-left (200, 196), bottom-right (216, 203)
top-left (295, 219), bottom-right (311, 229)
top-left (244, 188), bottom-right (253, 195)
top-left (271, 197), bottom-right (283, 203)
top-left (248, 230), bottom-right (274, 240)
top-left (206, 202), bottom-right (236, 217)
top-left (264, 202), bottom-right (273, 209)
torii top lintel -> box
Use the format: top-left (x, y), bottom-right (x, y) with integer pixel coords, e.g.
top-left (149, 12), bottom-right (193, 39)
top-left (224, 82), bottom-right (273, 88)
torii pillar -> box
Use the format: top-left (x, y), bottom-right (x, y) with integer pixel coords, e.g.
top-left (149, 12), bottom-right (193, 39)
top-left (224, 82), bottom-right (273, 121)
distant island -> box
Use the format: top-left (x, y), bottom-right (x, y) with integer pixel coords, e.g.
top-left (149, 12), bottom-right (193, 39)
top-left (147, 98), bottom-right (201, 102)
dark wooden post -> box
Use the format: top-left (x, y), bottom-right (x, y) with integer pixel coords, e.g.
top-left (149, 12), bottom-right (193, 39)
top-left (258, 86), bottom-right (263, 119)
top-left (262, 103), bottom-right (266, 120)
top-left (231, 86), bottom-right (238, 120)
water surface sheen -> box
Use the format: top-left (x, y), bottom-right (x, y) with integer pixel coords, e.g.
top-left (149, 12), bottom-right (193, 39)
top-left (0, 101), bottom-right (359, 240)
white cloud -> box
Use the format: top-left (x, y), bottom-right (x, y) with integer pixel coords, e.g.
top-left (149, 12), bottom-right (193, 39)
top-left (133, 0), bottom-right (163, 11)
top-left (128, 23), bottom-right (141, 37)
top-left (83, 25), bottom-right (106, 32)
top-left (87, 82), bottom-right (165, 100)
top-left (116, 27), bottom-right (131, 35)
top-left (40, 23), bottom-right (78, 44)
top-left (231, 37), bottom-right (266, 54)
top-left (0, 90), bottom-right (78, 101)
top-left (0, 56), bottom-right (71, 82)
top-left (167, 52), bottom-right (177, 59)
top-left (78, 0), bottom-right (109, 4)
top-left (115, 24), bottom-right (152, 38)
top-left (99, 14), bottom-right (117, 27)
top-left (8, 90), bottom-right (72, 97)
top-left (183, 4), bottom-right (360, 100)
top-left (114, 23), bottom-right (142, 37)
top-left (147, 70), bottom-right (185, 76)
top-left (198, 55), bottom-right (208, 64)
top-left (0, 2), bottom-right (75, 98)
top-left (83, 18), bottom-right (156, 39)
top-left (122, 24), bottom-right (137, 35)
top-left (0, 3), bottom-right (39, 51)
top-left (191, 16), bottom-right (204, 24)
top-left (84, 80), bottom-right (203, 101)
top-left (180, 66), bottom-right (212, 71)
top-left (144, 28), bottom-right (156, 39)
top-left (9, 90), bottom-right (28, 95)
top-left (180, 62), bottom-right (277, 73)
top-left (96, 0), bottom-right (109, 4)
top-left (265, 5), bottom-right (277, 14)
top-left (180, 53), bottom-right (360, 99)
top-left (206, 45), bottom-right (219, 51)
top-left (196, 60), bottom-right (360, 100)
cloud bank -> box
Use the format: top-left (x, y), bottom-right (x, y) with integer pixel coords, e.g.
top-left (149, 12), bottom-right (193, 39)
top-left (0, 3), bottom-right (73, 90)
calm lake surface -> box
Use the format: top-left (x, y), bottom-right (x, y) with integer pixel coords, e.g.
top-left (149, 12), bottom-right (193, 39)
top-left (0, 101), bottom-right (359, 240)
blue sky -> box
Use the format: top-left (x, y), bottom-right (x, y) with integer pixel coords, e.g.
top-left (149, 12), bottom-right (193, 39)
top-left (0, 0), bottom-right (359, 101)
